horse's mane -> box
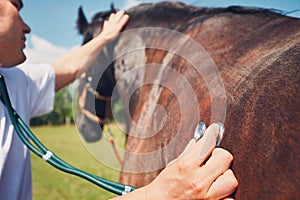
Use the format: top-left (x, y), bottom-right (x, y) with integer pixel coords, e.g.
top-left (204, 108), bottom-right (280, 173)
top-left (82, 2), bottom-right (286, 36)
top-left (127, 2), bottom-right (281, 16)
top-left (120, 2), bottom-right (286, 33)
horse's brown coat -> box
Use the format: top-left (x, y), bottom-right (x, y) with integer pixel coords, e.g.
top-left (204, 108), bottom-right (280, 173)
top-left (77, 2), bottom-right (300, 199)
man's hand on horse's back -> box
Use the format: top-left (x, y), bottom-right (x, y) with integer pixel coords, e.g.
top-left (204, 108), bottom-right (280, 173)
top-left (100, 11), bottom-right (129, 42)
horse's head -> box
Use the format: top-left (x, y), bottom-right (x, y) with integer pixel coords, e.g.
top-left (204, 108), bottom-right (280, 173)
top-left (75, 5), bottom-right (117, 142)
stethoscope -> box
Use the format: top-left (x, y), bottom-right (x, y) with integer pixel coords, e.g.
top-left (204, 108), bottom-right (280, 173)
top-left (0, 74), bottom-right (135, 196)
top-left (0, 73), bottom-right (224, 196)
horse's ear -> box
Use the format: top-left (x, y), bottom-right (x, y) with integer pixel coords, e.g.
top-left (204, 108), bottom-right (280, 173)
top-left (110, 3), bottom-right (116, 13)
top-left (77, 6), bottom-right (89, 35)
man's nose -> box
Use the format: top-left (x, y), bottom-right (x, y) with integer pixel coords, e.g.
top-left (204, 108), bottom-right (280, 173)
top-left (23, 21), bottom-right (31, 34)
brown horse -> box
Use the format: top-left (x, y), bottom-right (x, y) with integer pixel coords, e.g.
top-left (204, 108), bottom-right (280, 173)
top-left (76, 2), bottom-right (300, 199)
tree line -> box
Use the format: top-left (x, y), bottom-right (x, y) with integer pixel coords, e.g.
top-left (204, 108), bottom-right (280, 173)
top-left (30, 87), bottom-right (74, 126)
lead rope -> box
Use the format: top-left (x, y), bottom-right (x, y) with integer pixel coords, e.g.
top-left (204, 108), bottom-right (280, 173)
top-left (106, 124), bottom-right (123, 165)
top-left (0, 74), bottom-right (135, 195)
top-left (83, 76), bottom-right (124, 165)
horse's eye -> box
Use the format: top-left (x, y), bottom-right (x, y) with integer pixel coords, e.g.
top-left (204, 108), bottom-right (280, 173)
top-left (97, 18), bottom-right (104, 23)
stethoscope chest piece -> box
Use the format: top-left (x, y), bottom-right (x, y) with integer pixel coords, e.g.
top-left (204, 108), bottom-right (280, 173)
top-left (194, 122), bottom-right (225, 146)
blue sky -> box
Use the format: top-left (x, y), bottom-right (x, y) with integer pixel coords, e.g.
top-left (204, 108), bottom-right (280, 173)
top-left (20, 0), bottom-right (299, 64)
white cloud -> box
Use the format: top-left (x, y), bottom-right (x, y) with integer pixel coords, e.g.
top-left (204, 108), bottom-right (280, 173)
top-left (124, 0), bottom-right (141, 9)
top-left (21, 35), bottom-right (76, 65)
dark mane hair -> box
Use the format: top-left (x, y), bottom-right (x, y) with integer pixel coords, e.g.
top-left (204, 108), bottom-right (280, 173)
top-left (120, 2), bottom-right (283, 33)
top-left (78, 2), bottom-right (284, 41)
top-left (127, 2), bottom-right (280, 16)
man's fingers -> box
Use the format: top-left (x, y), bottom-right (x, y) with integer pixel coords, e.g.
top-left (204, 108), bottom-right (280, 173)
top-left (108, 11), bottom-right (129, 28)
top-left (201, 148), bottom-right (233, 181)
top-left (187, 148), bottom-right (233, 196)
top-left (115, 10), bottom-right (126, 21)
top-left (185, 123), bottom-right (220, 166)
top-left (163, 122), bottom-right (237, 199)
top-left (118, 13), bottom-right (129, 28)
top-left (108, 10), bottom-right (128, 23)
top-left (206, 169), bottom-right (238, 199)
top-left (101, 11), bottom-right (129, 40)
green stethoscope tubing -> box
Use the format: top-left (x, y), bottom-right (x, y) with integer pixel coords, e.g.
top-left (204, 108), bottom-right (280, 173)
top-left (0, 74), bottom-right (136, 196)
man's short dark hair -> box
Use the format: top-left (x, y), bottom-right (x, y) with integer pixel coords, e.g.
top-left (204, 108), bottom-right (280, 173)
top-left (19, 0), bottom-right (24, 8)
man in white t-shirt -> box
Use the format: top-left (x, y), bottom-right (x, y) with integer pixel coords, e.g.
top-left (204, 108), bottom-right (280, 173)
top-left (0, 0), bottom-right (129, 199)
top-left (0, 0), bottom-right (238, 200)
top-left (0, 64), bottom-right (55, 200)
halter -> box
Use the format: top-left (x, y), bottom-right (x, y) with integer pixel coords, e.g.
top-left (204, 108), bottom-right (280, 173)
top-left (78, 74), bottom-right (123, 164)
top-left (79, 74), bottom-right (114, 124)
top-left (0, 74), bottom-right (135, 195)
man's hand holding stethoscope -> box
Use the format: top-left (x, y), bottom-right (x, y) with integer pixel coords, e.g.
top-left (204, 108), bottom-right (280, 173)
top-left (144, 122), bottom-right (238, 200)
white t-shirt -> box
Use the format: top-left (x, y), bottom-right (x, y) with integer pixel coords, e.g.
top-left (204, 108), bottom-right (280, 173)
top-left (0, 64), bottom-right (55, 200)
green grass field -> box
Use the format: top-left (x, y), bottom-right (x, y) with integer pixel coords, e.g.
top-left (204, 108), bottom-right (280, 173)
top-left (30, 125), bottom-right (125, 200)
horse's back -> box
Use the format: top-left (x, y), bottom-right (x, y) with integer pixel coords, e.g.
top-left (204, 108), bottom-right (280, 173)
top-left (222, 38), bottom-right (300, 199)
top-left (180, 9), bottom-right (300, 199)
top-left (118, 4), bottom-right (300, 199)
